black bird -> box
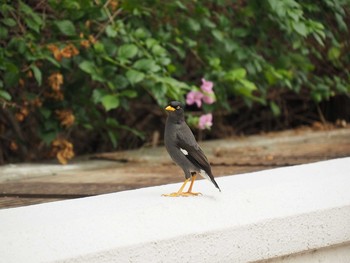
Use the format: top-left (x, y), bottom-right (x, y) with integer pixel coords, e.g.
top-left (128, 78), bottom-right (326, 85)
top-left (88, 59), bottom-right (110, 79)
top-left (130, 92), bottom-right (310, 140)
top-left (163, 101), bottom-right (221, 197)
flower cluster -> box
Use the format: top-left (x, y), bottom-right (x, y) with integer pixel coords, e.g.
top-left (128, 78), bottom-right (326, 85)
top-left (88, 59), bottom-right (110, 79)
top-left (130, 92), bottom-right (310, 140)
top-left (186, 78), bottom-right (216, 108)
top-left (56, 109), bottom-right (75, 128)
top-left (186, 78), bottom-right (216, 130)
top-left (45, 72), bottom-right (64, 101)
top-left (47, 43), bottom-right (79, 62)
top-left (198, 113), bottom-right (213, 130)
top-left (51, 138), bottom-right (75, 165)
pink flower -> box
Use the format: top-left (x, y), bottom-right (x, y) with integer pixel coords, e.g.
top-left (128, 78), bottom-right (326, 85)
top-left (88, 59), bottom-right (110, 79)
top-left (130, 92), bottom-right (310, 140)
top-left (186, 90), bottom-right (203, 108)
top-left (200, 78), bottom-right (214, 93)
top-left (202, 94), bottom-right (215, 104)
top-left (198, 113), bottom-right (213, 130)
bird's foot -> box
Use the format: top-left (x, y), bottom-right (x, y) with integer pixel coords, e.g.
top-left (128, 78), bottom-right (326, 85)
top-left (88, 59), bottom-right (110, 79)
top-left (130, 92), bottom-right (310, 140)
top-left (162, 191), bottom-right (202, 197)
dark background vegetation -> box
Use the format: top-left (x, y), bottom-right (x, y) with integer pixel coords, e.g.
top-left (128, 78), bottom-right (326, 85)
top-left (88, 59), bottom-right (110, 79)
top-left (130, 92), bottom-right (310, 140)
top-left (0, 0), bottom-right (349, 164)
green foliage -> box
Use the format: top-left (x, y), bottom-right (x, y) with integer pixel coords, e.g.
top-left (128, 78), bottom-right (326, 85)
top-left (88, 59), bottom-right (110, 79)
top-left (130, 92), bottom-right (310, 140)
top-left (0, 0), bottom-right (349, 163)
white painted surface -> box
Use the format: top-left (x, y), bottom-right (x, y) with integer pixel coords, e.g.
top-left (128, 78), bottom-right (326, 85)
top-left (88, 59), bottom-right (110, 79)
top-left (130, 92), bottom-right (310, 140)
top-left (267, 243), bottom-right (350, 263)
top-left (0, 158), bottom-right (350, 263)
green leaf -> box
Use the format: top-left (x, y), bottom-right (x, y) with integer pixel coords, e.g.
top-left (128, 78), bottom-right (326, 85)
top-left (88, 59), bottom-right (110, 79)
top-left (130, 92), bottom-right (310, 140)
top-left (44, 55), bottom-right (61, 67)
top-left (224, 68), bottom-right (247, 82)
top-left (211, 29), bottom-right (224, 42)
top-left (79, 61), bottom-right (105, 82)
top-left (265, 71), bottom-right (277, 85)
top-left (1, 18), bottom-right (16, 27)
top-left (92, 89), bottom-right (107, 104)
top-left (41, 131), bottom-right (57, 145)
top-left (106, 117), bottom-right (119, 127)
top-left (270, 101), bottom-right (281, 116)
top-left (158, 57), bottom-right (171, 66)
top-left (0, 27), bottom-right (8, 39)
top-left (54, 20), bottom-right (76, 36)
top-left (239, 79), bottom-right (257, 91)
top-left (30, 65), bottom-right (42, 86)
top-left (113, 75), bottom-right (129, 89)
top-left (327, 46), bottom-right (341, 61)
top-left (106, 25), bottom-right (118, 38)
top-left (175, 1), bottom-right (187, 10)
top-left (25, 17), bottom-right (40, 32)
top-left (202, 18), bottom-right (216, 29)
top-left (313, 33), bottom-right (324, 46)
top-left (79, 61), bottom-right (95, 74)
top-left (187, 18), bottom-right (201, 32)
top-left (335, 13), bottom-right (348, 32)
top-left (39, 107), bottom-right (51, 119)
top-left (234, 86), bottom-right (251, 97)
top-left (106, 25), bottom-right (117, 37)
top-left (19, 1), bottom-right (35, 15)
top-left (83, 123), bottom-right (94, 130)
top-left (133, 59), bottom-right (160, 72)
top-left (107, 130), bottom-right (118, 148)
top-left (311, 91), bottom-right (322, 103)
top-left (101, 94), bottom-right (120, 111)
top-left (118, 44), bottom-right (138, 59)
top-left (268, 0), bottom-right (287, 17)
top-left (120, 90), bottom-right (137, 98)
top-left (126, 70), bottom-right (145, 85)
top-left (148, 83), bottom-right (167, 105)
top-left (4, 63), bottom-right (19, 87)
top-left (292, 21), bottom-right (308, 37)
top-left (224, 40), bottom-right (238, 53)
top-left (151, 45), bottom-right (167, 57)
top-left (145, 38), bottom-right (158, 49)
top-left (0, 90), bottom-right (12, 101)
top-left (19, 1), bottom-right (43, 31)
top-left (93, 42), bottom-right (105, 53)
top-left (168, 43), bottom-right (185, 58)
top-left (232, 28), bottom-right (248, 38)
top-left (134, 27), bottom-right (148, 39)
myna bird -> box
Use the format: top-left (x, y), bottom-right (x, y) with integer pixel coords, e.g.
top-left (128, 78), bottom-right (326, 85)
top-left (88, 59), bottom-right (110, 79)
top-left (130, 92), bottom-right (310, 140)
top-left (163, 101), bottom-right (221, 197)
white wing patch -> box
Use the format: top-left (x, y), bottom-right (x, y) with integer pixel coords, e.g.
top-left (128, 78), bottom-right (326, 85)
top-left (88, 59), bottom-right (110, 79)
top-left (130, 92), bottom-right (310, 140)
top-left (199, 169), bottom-right (211, 181)
top-left (180, 148), bottom-right (188, 155)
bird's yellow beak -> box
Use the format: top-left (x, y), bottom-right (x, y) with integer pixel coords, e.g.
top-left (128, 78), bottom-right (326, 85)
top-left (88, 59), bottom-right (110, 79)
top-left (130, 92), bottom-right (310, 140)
top-left (165, 105), bottom-right (175, 111)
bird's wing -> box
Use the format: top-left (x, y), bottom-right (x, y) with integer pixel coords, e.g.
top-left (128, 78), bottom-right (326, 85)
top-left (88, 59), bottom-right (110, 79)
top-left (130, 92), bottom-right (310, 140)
top-left (176, 124), bottom-right (212, 173)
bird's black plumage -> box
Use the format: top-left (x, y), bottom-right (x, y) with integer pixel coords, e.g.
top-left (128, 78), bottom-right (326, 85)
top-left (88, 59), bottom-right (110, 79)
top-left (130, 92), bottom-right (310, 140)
top-left (164, 101), bottom-right (221, 191)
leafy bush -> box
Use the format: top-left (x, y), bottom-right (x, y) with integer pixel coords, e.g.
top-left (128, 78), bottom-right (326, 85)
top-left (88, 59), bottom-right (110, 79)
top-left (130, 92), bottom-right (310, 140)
top-left (0, 0), bottom-right (349, 164)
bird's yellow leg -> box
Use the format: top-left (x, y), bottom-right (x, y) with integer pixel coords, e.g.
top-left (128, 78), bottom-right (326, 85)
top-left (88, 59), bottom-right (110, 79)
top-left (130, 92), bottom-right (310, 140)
top-left (162, 178), bottom-right (190, 197)
top-left (183, 175), bottom-right (202, 196)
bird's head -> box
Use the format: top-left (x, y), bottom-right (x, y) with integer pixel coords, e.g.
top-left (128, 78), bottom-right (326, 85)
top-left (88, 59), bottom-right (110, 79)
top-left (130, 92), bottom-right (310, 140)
top-left (165, 101), bottom-right (185, 119)
top-left (165, 101), bottom-right (184, 112)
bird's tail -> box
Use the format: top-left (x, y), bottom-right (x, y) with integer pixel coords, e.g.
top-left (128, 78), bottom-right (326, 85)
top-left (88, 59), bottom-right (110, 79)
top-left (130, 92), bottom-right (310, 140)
top-left (211, 178), bottom-right (221, 192)
top-left (199, 169), bottom-right (221, 192)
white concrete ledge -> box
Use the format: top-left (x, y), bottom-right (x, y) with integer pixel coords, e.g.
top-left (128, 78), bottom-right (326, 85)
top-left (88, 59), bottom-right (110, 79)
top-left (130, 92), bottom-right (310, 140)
top-left (1, 158), bottom-right (350, 263)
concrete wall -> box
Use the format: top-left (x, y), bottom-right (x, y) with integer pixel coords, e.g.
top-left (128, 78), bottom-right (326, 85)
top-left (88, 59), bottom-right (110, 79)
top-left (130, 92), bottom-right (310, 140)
top-left (0, 158), bottom-right (350, 263)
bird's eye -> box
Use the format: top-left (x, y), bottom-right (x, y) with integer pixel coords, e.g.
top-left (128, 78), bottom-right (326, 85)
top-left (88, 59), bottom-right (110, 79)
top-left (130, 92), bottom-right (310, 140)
top-left (176, 106), bottom-right (180, 110)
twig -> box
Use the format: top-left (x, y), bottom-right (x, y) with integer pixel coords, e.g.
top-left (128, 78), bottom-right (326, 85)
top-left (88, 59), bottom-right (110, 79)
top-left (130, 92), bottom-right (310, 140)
top-left (10, 9), bottom-right (26, 35)
top-left (0, 99), bottom-right (20, 109)
top-left (316, 105), bottom-right (327, 124)
top-left (95, 8), bottom-right (123, 40)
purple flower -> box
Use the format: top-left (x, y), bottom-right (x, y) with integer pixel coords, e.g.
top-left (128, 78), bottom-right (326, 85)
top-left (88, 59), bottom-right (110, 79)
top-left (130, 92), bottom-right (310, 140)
top-left (198, 113), bottom-right (213, 130)
top-left (186, 90), bottom-right (203, 108)
top-left (200, 78), bottom-right (214, 93)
